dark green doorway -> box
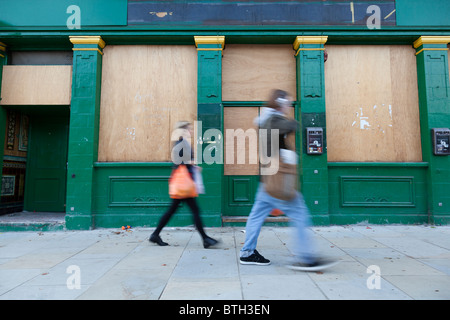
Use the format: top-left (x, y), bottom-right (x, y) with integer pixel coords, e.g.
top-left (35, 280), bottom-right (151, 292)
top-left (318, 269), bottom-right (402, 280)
top-left (24, 109), bottom-right (69, 212)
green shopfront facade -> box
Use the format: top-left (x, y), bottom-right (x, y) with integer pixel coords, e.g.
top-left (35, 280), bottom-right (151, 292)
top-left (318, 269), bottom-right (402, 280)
top-left (0, 0), bottom-right (449, 230)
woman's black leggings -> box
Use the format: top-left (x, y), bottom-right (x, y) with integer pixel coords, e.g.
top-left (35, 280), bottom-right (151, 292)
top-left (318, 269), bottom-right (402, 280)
top-left (153, 197), bottom-right (207, 239)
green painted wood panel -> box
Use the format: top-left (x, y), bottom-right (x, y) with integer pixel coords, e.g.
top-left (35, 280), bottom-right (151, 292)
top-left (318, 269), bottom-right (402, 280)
top-left (223, 175), bottom-right (259, 216)
top-left (396, 0), bottom-right (450, 27)
top-left (328, 164), bottom-right (429, 224)
top-left (65, 39), bottom-right (104, 230)
top-left (24, 116), bottom-right (69, 212)
top-left (295, 40), bottom-right (330, 225)
top-left (415, 40), bottom-right (450, 224)
top-left (339, 176), bottom-right (415, 207)
top-left (92, 165), bottom-right (219, 228)
top-left (0, 0), bottom-right (127, 27)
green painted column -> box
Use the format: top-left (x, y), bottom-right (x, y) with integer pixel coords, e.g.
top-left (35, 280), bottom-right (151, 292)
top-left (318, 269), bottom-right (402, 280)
top-left (293, 36), bottom-right (330, 225)
top-left (0, 42), bottom-right (7, 187)
top-left (194, 36), bottom-right (225, 227)
top-left (414, 36), bottom-right (450, 225)
top-left (65, 36), bottom-right (105, 230)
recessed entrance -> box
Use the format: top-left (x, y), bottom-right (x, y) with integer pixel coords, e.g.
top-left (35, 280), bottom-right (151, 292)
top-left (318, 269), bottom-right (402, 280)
top-left (1, 106), bottom-right (69, 217)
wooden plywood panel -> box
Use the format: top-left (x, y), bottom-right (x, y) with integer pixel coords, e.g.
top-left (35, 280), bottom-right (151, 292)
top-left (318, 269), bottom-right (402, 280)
top-left (389, 45), bottom-right (422, 161)
top-left (1, 65), bottom-right (72, 105)
top-left (224, 106), bottom-right (296, 175)
top-left (224, 107), bottom-right (259, 175)
top-left (285, 107), bottom-right (296, 151)
top-left (222, 45), bottom-right (296, 101)
top-left (325, 45), bottom-right (422, 162)
top-left (98, 45), bottom-right (197, 162)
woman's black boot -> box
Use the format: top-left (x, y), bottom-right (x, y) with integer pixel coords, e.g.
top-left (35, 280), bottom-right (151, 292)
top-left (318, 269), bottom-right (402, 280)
top-left (203, 236), bottom-right (219, 249)
top-left (149, 233), bottom-right (169, 246)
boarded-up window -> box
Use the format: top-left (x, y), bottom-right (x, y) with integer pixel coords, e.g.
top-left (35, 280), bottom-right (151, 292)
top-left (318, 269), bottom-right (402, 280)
top-left (98, 45), bottom-right (197, 162)
top-left (222, 45), bottom-right (296, 175)
top-left (325, 45), bottom-right (422, 162)
top-left (224, 107), bottom-right (260, 175)
top-left (222, 45), bottom-right (296, 101)
top-left (0, 65), bottom-right (72, 105)
top-left (223, 106), bottom-right (295, 176)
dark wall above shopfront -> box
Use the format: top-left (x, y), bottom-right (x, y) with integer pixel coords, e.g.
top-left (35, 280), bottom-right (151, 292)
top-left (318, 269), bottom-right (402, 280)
top-left (128, 0), bottom-right (396, 27)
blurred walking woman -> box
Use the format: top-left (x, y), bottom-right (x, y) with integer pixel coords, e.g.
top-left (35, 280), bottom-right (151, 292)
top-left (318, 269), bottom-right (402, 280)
top-left (149, 121), bottom-right (218, 248)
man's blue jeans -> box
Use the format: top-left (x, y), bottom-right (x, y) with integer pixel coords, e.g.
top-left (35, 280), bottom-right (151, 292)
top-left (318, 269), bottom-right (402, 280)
top-left (240, 183), bottom-right (316, 264)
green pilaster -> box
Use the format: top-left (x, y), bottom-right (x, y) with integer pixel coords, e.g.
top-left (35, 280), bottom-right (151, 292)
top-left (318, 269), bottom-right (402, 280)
top-left (293, 36), bottom-right (330, 225)
top-left (0, 43), bottom-right (7, 189)
top-left (65, 36), bottom-right (105, 230)
top-left (194, 36), bottom-right (225, 226)
top-left (414, 36), bottom-right (450, 225)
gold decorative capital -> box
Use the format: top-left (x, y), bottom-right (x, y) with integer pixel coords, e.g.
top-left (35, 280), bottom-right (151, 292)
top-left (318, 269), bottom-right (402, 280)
top-left (69, 36), bottom-right (106, 49)
top-left (293, 36), bottom-right (328, 50)
top-left (0, 42), bottom-right (6, 52)
top-left (194, 36), bottom-right (225, 50)
top-left (413, 36), bottom-right (450, 49)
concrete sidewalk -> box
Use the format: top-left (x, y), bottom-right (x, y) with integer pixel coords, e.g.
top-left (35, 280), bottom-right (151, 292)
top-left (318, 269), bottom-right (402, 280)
top-left (1, 225), bottom-right (450, 300)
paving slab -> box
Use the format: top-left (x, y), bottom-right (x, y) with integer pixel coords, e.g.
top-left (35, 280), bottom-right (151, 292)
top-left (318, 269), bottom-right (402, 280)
top-left (0, 225), bottom-right (449, 300)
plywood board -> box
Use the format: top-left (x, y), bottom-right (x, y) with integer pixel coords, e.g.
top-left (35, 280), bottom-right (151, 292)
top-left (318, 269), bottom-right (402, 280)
top-left (389, 45), bottom-right (422, 162)
top-left (224, 107), bottom-right (259, 175)
top-left (98, 45), bottom-right (197, 162)
top-left (325, 45), bottom-right (422, 162)
top-left (1, 65), bottom-right (72, 105)
top-left (224, 106), bottom-right (296, 175)
top-left (222, 45), bottom-right (296, 101)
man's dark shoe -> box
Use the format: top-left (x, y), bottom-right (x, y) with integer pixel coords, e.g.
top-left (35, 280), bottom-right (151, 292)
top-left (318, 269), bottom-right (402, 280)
top-left (240, 250), bottom-right (271, 266)
top-left (287, 258), bottom-right (339, 272)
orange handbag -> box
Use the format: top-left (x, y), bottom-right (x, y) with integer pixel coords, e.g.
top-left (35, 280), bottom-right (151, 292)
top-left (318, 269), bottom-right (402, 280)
top-left (169, 165), bottom-right (198, 199)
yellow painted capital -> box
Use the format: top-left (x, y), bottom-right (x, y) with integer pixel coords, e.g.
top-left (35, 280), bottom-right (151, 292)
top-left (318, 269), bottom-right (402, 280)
top-left (194, 36), bottom-right (225, 49)
top-left (69, 36), bottom-right (106, 49)
top-left (293, 36), bottom-right (328, 50)
top-left (0, 42), bottom-right (6, 52)
top-left (413, 36), bottom-right (450, 49)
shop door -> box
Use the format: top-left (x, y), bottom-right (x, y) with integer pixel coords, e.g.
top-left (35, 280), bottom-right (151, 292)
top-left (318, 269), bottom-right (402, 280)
top-left (223, 107), bottom-right (260, 216)
top-left (24, 115), bottom-right (69, 212)
top-left (223, 105), bottom-right (296, 216)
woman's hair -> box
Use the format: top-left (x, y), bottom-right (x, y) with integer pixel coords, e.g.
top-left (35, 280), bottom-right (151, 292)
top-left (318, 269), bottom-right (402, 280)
top-left (266, 89), bottom-right (289, 109)
top-left (174, 121), bottom-right (191, 130)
